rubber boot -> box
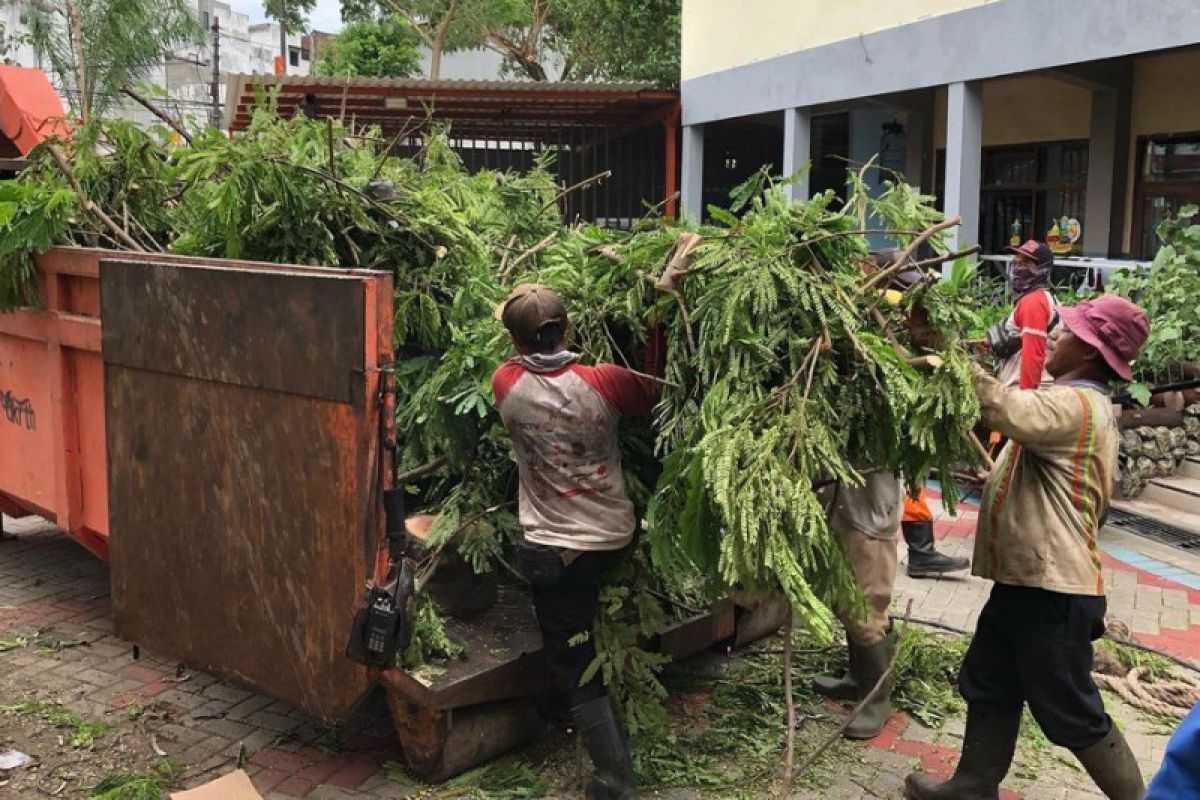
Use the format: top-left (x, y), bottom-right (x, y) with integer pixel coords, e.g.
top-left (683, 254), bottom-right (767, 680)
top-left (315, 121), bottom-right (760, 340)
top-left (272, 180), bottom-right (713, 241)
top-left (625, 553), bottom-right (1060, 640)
top-left (812, 645), bottom-right (859, 701)
top-left (572, 696), bottom-right (638, 800)
top-left (905, 704), bottom-right (1021, 799)
top-left (844, 634), bottom-right (894, 740)
top-left (904, 521), bottom-right (970, 578)
top-left (1073, 724), bottom-right (1145, 800)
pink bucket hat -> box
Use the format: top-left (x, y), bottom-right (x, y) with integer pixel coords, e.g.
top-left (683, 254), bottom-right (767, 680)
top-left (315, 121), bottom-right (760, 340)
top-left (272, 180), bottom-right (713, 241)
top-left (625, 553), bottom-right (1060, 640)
top-left (1058, 295), bottom-right (1150, 381)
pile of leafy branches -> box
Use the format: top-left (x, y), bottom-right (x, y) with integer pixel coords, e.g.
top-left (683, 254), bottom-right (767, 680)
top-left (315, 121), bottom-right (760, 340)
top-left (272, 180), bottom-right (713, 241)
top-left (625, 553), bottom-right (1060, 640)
top-left (644, 176), bottom-right (982, 634)
top-left (1110, 204), bottom-right (1200, 387)
top-left (0, 112), bottom-right (986, 778)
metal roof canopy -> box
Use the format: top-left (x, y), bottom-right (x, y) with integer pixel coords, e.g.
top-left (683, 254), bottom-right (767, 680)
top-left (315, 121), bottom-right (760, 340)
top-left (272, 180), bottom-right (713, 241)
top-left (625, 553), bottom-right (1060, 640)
top-left (224, 75), bottom-right (679, 138)
top-left (223, 74), bottom-right (682, 220)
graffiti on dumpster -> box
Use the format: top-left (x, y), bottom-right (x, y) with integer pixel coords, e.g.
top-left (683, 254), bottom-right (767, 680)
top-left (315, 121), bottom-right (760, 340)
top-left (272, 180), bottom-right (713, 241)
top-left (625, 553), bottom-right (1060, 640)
top-left (1, 390), bottom-right (35, 431)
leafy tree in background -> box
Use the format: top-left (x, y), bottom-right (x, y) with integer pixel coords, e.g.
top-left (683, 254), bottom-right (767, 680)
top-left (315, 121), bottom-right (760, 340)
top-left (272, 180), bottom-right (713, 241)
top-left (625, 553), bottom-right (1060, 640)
top-left (378, 0), bottom-right (528, 80)
top-left (314, 15), bottom-right (422, 77)
top-left (29, 0), bottom-right (203, 120)
top-left (340, 0), bottom-right (680, 86)
top-left (547, 0), bottom-right (680, 86)
top-left (263, 0), bottom-right (317, 35)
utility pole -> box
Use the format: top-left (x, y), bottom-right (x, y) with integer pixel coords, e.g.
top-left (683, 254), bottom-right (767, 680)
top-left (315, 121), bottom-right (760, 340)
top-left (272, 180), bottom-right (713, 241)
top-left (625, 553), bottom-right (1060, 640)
top-left (278, 0), bottom-right (287, 76)
top-left (210, 16), bottom-right (221, 129)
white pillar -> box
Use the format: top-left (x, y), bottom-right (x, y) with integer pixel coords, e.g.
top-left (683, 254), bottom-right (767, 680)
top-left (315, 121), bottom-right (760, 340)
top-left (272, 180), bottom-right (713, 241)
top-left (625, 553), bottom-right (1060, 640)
top-left (944, 81), bottom-right (983, 268)
top-left (681, 124), bottom-right (704, 222)
top-left (1083, 89), bottom-right (1117, 257)
top-left (782, 107), bottom-right (812, 203)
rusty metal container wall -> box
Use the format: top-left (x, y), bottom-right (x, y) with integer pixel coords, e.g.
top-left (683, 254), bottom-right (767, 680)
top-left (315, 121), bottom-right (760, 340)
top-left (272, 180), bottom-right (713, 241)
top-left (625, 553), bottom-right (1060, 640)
top-left (100, 256), bottom-right (392, 721)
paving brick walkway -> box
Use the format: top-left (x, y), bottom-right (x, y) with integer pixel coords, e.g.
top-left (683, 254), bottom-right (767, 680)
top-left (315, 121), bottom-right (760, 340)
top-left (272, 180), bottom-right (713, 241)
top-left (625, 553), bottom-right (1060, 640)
top-left (3, 505), bottom-right (1199, 799)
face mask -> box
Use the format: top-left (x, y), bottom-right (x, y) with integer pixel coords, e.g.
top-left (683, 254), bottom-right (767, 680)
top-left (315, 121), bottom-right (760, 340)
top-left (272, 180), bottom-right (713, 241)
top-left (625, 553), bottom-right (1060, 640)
top-left (1008, 261), bottom-right (1047, 294)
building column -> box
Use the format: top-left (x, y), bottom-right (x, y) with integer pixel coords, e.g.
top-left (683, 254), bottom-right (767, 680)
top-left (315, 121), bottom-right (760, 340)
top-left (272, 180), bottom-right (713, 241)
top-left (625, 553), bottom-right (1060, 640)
top-left (943, 81), bottom-right (983, 266)
top-left (681, 124), bottom-right (705, 222)
top-left (1083, 90), bottom-right (1118, 257)
top-left (1082, 72), bottom-right (1132, 257)
top-left (782, 107), bottom-right (812, 203)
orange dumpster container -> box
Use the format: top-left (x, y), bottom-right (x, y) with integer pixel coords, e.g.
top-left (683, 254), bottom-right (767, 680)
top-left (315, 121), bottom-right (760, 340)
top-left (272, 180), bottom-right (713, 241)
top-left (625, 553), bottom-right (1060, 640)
top-left (1, 247), bottom-right (394, 719)
top-left (0, 248), bottom-right (108, 557)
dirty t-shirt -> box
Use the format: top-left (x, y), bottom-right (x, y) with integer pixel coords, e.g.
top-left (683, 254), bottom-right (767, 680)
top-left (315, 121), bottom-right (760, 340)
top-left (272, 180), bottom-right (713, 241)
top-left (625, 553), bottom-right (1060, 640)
top-left (492, 355), bottom-right (657, 551)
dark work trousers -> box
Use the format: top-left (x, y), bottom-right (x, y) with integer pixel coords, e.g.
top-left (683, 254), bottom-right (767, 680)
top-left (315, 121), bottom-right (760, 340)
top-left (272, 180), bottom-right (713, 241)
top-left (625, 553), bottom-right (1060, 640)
top-left (959, 582), bottom-right (1112, 751)
top-left (518, 539), bottom-right (632, 709)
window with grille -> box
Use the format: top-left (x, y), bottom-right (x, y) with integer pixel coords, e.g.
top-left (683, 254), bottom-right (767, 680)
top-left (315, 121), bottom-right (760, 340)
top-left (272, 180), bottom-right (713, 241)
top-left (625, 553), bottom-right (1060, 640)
top-left (936, 140), bottom-right (1089, 255)
top-left (1133, 133), bottom-right (1200, 258)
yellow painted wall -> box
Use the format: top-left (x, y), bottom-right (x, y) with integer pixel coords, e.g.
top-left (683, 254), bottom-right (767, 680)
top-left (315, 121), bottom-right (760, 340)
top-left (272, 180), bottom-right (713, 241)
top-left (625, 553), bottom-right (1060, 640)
top-left (1122, 49), bottom-right (1200, 252)
top-left (931, 77), bottom-right (1092, 150)
top-left (682, 0), bottom-right (997, 81)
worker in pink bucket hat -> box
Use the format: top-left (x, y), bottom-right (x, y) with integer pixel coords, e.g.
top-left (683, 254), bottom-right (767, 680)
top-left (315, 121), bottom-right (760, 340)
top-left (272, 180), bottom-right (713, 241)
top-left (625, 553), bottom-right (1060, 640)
top-left (907, 294), bottom-right (1151, 800)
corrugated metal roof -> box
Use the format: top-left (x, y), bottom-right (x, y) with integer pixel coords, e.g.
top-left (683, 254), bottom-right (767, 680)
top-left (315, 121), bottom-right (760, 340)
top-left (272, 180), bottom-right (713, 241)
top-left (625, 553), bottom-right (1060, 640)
top-left (232, 74), bottom-right (662, 95)
top-left (222, 73), bottom-right (679, 138)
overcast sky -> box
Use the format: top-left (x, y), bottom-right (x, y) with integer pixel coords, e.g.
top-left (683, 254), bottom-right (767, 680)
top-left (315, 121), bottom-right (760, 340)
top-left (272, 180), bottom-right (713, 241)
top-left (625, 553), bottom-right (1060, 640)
top-left (228, 0), bottom-right (345, 33)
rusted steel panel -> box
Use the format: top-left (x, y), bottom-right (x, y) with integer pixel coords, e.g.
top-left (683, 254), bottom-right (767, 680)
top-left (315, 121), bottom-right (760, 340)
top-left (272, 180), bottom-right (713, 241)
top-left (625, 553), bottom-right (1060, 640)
top-left (104, 258), bottom-right (387, 720)
top-left (101, 260), bottom-right (365, 405)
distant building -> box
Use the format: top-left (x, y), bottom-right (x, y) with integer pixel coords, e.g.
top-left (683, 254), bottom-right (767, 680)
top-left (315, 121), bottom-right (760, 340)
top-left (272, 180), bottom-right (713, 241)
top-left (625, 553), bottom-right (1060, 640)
top-left (0, 0), bottom-right (315, 126)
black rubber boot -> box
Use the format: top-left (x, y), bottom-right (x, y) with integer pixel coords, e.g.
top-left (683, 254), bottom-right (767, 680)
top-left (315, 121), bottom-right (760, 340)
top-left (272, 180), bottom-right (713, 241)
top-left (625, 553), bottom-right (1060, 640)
top-left (905, 704), bottom-right (1021, 799)
top-left (572, 696), bottom-right (638, 800)
top-left (1073, 723), bottom-right (1145, 800)
top-left (844, 634), bottom-right (894, 740)
top-left (904, 521), bottom-right (970, 578)
top-left (812, 645), bottom-right (859, 701)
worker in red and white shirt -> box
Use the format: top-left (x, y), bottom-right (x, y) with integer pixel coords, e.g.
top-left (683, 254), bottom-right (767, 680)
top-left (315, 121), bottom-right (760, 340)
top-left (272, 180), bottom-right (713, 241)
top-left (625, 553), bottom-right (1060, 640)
top-left (987, 240), bottom-right (1060, 390)
top-left (493, 284), bottom-right (660, 800)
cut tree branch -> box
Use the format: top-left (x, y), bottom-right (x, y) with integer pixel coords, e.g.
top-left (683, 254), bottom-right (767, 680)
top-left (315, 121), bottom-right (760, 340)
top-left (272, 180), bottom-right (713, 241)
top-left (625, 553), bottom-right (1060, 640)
top-left (536, 170), bottom-right (612, 219)
top-left (856, 216), bottom-right (963, 297)
top-left (395, 456), bottom-right (449, 484)
top-left (121, 86), bottom-right (192, 144)
top-left (781, 609), bottom-right (797, 793)
top-left (48, 144), bottom-right (149, 252)
top-left (502, 230), bottom-right (558, 281)
top-left (911, 244), bottom-right (982, 271)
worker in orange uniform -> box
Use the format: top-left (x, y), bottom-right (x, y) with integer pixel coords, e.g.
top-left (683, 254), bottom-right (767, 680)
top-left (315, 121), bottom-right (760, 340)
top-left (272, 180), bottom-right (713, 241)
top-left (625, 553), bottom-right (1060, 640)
top-left (988, 240), bottom-right (1061, 390)
top-left (901, 490), bottom-right (969, 578)
top-left (493, 284), bottom-right (663, 800)
top-left (906, 295), bottom-right (1150, 800)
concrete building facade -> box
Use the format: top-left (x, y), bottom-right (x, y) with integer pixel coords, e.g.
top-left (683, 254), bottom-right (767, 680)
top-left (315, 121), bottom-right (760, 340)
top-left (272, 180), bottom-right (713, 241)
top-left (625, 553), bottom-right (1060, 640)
top-left (680, 0), bottom-right (1200, 260)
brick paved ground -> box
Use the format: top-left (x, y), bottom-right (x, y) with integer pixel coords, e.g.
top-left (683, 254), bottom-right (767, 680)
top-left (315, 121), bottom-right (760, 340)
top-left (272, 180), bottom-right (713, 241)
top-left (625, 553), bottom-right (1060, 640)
top-left (2, 505), bottom-right (1198, 799)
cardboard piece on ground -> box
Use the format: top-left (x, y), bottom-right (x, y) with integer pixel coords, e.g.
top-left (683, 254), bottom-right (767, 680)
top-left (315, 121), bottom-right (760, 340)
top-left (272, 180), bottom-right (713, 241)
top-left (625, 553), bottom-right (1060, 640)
top-left (169, 769), bottom-right (262, 800)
